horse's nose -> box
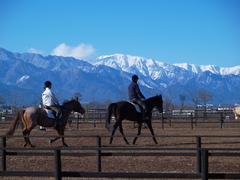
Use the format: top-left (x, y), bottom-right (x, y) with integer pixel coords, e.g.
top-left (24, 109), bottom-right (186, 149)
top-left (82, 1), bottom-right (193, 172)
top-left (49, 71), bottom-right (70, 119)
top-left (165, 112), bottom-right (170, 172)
top-left (82, 109), bottom-right (85, 114)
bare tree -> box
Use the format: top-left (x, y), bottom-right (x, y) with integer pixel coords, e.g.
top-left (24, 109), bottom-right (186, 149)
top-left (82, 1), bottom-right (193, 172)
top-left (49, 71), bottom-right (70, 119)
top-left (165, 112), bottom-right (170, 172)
top-left (187, 87), bottom-right (200, 109)
top-left (32, 93), bottom-right (42, 107)
top-left (0, 95), bottom-right (5, 105)
top-left (73, 92), bottom-right (82, 100)
top-left (103, 98), bottom-right (112, 108)
top-left (197, 90), bottom-right (213, 111)
top-left (163, 98), bottom-right (172, 111)
top-left (86, 101), bottom-right (101, 109)
top-left (179, 93), bottom-right (186, 112)
top-left (164, 88), bottom-right (174, 111)
top-left (4, 89), bottom-right (22, 113)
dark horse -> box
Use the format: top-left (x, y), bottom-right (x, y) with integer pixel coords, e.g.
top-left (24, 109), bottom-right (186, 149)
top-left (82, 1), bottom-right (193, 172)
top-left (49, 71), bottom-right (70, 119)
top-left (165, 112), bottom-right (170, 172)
top-left (106, 95), bottom-right (163, 145)
top-left (6, 97), bottom-right (85, 147)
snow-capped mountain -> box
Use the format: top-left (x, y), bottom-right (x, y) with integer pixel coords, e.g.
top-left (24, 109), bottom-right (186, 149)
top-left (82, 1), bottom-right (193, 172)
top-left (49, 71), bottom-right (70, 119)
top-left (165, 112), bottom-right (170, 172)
top-left (95, 54), bottom-right (240, 76)
top-left (0, 47), bottom-right (240, 106)
top-left (174, 63), bottom-right (240, 75)
top-left (94, 54), bottom-right (240, 93)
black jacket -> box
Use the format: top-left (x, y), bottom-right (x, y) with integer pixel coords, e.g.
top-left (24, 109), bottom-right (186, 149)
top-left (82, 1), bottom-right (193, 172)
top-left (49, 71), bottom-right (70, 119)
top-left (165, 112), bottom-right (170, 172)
top-left (128, 81), bottom-right (145, 100)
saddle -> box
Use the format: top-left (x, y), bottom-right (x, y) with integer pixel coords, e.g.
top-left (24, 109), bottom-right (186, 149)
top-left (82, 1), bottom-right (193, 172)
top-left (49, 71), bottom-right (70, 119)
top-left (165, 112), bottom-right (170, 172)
top-left (130, 101), bottom-right (142, 113)
top-left (43, 109), bottom-right (55, 119)
top-left (43, 105), bottom-right (62, 119)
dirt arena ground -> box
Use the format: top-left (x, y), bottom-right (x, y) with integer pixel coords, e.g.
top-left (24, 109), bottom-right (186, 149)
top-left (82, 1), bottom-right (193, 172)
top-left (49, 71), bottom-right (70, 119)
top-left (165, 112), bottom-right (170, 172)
top-left (0, 120), bottom-right (240, 180)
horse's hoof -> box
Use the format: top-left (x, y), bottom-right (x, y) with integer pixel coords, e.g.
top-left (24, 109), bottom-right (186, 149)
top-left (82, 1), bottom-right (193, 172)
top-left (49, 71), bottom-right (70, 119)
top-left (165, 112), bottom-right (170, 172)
top-left (63, 144), bottom-right (68, 147)
top-left (49, 139), bottom-right (53, 144)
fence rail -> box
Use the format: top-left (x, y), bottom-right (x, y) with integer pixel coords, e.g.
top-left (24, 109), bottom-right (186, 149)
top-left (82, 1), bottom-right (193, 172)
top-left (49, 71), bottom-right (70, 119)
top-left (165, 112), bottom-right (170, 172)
top-left (1, 135), bottom-right (240, 180)
top-left (1, 109), bottom-right (239, 130)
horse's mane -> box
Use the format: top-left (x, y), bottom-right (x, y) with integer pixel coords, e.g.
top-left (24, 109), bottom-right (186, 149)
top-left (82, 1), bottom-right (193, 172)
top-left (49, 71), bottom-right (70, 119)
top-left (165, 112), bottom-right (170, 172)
top-left (117, 95), bottom-right (162, 104)
top-left (146, 94), bottom-right (162, 101)
top-left (62, 98), bottom-right (78, 106)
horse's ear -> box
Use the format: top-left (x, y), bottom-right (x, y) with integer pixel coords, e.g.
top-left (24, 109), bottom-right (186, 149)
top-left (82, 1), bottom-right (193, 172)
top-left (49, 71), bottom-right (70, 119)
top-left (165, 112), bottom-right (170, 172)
top-left (72, 97), bottom-right (78, 101)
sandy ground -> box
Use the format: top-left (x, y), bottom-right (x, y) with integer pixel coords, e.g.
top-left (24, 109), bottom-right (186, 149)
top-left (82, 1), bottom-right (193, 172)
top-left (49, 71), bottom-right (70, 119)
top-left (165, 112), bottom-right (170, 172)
top-left (0, 120), bottom-right (240, 180)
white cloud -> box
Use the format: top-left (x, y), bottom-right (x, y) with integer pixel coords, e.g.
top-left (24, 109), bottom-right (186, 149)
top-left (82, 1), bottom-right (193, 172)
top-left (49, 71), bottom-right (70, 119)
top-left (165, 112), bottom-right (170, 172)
top-left (28, 48), bottom-right (44, 54)
top-left (50, 43), bottom-right (96, 60)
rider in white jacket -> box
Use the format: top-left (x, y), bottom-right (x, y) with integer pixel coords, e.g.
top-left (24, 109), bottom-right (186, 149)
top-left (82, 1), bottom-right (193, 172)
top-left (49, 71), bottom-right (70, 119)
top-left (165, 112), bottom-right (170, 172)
top-left (42, 81), bottom-right (61, 126)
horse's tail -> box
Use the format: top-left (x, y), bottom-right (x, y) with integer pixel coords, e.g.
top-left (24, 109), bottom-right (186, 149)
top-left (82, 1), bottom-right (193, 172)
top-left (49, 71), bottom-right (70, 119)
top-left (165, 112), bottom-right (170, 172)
top-left (5, 109), bottom-right (25, 136)
top-left (105, 103), bottom-right (117, 131)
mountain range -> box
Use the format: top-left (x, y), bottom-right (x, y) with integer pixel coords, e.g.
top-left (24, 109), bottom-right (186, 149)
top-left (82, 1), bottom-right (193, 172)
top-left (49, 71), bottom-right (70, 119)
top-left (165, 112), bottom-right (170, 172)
top-left (0, 47), bottom-right (239, 106)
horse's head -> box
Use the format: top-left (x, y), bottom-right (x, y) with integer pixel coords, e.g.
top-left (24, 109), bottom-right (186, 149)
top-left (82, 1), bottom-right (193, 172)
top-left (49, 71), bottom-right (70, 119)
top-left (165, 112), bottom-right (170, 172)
top-left (148, 94), bottom-right (163, 113)
top-left (66, 97), bottom-right (85, 115)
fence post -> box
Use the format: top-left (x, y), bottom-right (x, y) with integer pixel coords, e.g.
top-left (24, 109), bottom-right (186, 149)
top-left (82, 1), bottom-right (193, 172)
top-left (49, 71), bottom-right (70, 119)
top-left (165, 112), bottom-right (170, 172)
top-left (1, 136), bottom-right (6, 171)
top-left (191, 113), bottom-right (193, 129)
top-left (77, 113), bottom-right (80, 130)
top-left (195, 109), bottom-right (198, 123)
top-left (96, 136), bottom-right (101, 172)
top-left (169, 111), bottom-right (172, 127)
top-left (161, 113), bottom-right (164, 129)
top-left (196, 136), bottom-right (201, 173)
top-left (54, 149), bottom-right (62, 180)
top-left (220, 113), bottom-right (223, 129)
top-left (201, 150), bottom-right (209, 180)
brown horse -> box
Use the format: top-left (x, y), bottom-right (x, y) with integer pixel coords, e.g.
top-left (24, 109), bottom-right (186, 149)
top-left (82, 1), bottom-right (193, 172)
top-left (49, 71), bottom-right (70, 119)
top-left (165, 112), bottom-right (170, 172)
top-left (106, 95), bottom-right (163, 145)
top-left (6, 97), bottom-right (85, 147)
top-left (233, 106), bottom-right (240, 120)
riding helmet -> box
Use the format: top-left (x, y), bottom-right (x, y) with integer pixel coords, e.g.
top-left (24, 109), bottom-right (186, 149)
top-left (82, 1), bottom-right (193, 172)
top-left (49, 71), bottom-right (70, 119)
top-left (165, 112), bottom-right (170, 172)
top-left (132, 75), bottom-right (139, 81)
top-left (44, 81), bottom-right (52, 88)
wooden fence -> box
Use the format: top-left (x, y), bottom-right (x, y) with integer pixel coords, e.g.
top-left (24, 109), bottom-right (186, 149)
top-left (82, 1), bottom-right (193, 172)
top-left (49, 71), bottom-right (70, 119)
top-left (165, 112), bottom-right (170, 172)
top-left (65, 109), bottom-right (240, 129)
top-left (0, 135), bottom-right (240, 180)
top-left (1, 109), bottom-right (240, 130)
top-left (67, 109), bottom-right (240, 129)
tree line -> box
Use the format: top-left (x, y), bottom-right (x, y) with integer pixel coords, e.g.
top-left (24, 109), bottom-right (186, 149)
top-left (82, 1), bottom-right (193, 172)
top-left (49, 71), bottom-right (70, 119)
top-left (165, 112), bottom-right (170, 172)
top-left (0, 88), bottom-right (235, 114)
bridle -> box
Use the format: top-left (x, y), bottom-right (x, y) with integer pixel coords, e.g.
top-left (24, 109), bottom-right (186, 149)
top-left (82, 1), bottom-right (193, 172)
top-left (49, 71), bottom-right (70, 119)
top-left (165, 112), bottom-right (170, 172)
top-left (145, 97), bottom-right (163, 112)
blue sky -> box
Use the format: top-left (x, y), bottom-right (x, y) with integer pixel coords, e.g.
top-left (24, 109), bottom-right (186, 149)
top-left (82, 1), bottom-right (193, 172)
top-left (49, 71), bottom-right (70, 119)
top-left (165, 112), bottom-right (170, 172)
top-left (0, 0), bottom-right (239, 67)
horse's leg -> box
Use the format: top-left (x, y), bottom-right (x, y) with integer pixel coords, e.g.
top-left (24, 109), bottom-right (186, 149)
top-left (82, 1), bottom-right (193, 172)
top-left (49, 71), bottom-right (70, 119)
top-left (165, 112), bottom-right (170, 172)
top-left (118, 122), bottom-right (129, 145)
top-left (110, 120), bottom-right (121, 144)
top-left (22, 129), bottom-right (29, 147)
top-left (59, 127), bottom-right (68, 147)
top-left (145, 121), bottom-right (158, 144)
top-left (133, 122), bottom-right (142, 145)
top-left (49, 136), bottom-right (60, 144)
top-left (22, 128), bottom-right (35, 147)
top-left (49, 126), bottom-right (68, 147)
top-left (49, 126), bottom-right (61, 144)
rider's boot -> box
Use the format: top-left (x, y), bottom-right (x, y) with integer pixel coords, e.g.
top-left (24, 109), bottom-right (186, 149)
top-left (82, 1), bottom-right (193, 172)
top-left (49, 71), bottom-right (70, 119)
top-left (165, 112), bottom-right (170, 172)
top-left (55, 113), bottom-right (62, 126)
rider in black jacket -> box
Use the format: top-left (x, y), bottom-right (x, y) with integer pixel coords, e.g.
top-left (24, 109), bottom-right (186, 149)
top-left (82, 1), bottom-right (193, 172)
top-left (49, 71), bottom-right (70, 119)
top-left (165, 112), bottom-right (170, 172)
top-left (128, 75), bottom-right (148, 121)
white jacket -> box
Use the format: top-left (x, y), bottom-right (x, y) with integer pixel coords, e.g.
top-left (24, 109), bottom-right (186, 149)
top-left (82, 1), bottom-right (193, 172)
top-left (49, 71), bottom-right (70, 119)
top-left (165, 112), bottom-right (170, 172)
top-left (42, 87), bottom-right (59, 106)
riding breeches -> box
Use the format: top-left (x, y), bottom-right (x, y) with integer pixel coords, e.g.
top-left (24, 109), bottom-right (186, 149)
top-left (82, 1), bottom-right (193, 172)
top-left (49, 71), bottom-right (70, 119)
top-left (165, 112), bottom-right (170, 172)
top-left (48, 106), bottom-right (60, 113)
top-left (130, 98), bottom-right (147, 112)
